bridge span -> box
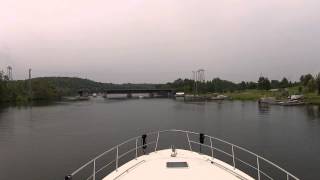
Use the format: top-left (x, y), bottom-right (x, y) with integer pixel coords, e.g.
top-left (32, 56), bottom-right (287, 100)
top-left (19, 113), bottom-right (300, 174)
top-left (103, 89), bottom-right (176, 98)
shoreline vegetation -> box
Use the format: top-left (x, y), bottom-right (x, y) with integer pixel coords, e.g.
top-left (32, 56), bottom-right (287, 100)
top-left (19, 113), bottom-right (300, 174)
top-left (168, 73), bottom-right (320, 105)
top-left (1, 71), bottom-right (320, 105)
top-left (224, 90), bottom-right (320, 104)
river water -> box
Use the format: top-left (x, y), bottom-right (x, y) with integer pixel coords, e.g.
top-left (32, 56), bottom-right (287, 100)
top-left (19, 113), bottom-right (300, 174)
top-left (0, 98), bottom-right (319, 180)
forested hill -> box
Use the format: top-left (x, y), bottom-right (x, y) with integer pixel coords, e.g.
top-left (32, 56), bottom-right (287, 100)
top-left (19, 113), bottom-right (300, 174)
top-left (1, 73), bottom-right (319, 103)
top-left (33, 77), bottom-right (102, 94)
top-left (0, 76), bottom-right (163, 102)
top-left (33, 77), bottom-right (162, 94)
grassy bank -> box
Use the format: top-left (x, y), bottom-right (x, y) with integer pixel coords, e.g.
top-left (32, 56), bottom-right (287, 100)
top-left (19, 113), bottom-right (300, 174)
top-left (304, 93), bottom-right (320, 105)
top-left (224, 90), bottom-right (320, 105)
top-left (225, 90), bottom-right (276, 101)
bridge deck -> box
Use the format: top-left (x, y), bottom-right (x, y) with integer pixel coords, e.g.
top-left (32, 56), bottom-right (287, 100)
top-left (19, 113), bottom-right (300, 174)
top-left (104, 89), bottom-right (174, 94)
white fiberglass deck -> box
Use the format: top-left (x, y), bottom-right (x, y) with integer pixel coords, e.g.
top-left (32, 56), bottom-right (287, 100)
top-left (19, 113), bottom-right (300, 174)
top-left (103, 149), bottom-right (254, 180)
top-left (67, 130), bottom-right (299, 180)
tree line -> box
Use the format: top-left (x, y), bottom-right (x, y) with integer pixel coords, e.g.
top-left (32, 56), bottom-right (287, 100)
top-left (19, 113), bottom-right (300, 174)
top-left (163, 73), bottom-right (320, 95)
top-left (1, 71), bottom-right (320, 103)
top-left (0, 75), bottom-right (161, 103)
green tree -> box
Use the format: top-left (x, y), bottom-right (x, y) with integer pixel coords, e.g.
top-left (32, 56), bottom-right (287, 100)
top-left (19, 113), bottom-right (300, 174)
top-left (316, 73), bottom-right (320, 95)
top-left (0, 71), bottom-right (4, 102)
top-left (280, 77), bottom-right (289, 88)
top-left (270, 80), bottom-right (280, 89)
top-left (246, 82), bottom-right (257, 89)
top-left (238, 81), bottom-right (247, 90)
top-left (32, 80), bottom-right (59, 100)
top-left (300, 74), bottom-right (313, 86)
top-left (306, 78), bottom-right (316, 93)
top-left (210, 78), bottom-right (237, 93)
top-left (258, 77), bottom-right (271, 90)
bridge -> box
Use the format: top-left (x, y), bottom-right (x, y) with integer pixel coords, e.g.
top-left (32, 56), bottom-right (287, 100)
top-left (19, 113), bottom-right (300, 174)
top-left (103, 89), bottom-right (176, 98)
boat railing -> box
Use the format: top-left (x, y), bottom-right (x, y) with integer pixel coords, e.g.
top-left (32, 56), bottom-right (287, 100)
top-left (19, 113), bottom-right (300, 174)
top-left (65, 129), bottom-right (300, 180)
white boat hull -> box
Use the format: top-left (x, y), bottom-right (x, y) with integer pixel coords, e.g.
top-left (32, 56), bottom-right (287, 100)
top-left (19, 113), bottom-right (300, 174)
top-left (103, 149), bottom-right (254, 180)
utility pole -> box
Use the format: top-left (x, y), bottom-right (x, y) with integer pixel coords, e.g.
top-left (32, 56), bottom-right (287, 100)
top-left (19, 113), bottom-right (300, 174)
top-left (195, 71), bottom-right (198, 95)
top-left (28, 68), bottom-right (32, 100)
top-left (192, 69), bottom-right (205, 96)
top-left (192, 71), bottom-right (196, 96)
top-left (198, 69), bottom-right (205, 82)
top-left (7, 66), bottom-right (12, 80)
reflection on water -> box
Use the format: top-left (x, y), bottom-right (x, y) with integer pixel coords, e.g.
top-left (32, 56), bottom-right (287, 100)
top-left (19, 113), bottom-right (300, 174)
top-left (257, 103), bottom-right (320, 120)
top-left (305, 105), bottom-right (320, 120)
top-left (257, 103), bottom-right (270, 115)
top-left (0, 99), bottom-right (319, 180)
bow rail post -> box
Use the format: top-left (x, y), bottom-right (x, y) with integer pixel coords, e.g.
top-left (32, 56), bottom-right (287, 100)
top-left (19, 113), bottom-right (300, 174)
top-left (210, 137), bottom-right (214, 159)
top-left (186, 132), bottom-right (192, 151)
top-left (257, 156), bottom-right (260, 180)
top-left (155, 131), bottom-right (160, 152)
top-left (135, 138), bottom-right (138, 159)
top-left (232, 145), bottom-right (235, 170)
top-left (93, 159), bottom-right (96, 180)
top-left (116, 145), bottom-right (119, 171)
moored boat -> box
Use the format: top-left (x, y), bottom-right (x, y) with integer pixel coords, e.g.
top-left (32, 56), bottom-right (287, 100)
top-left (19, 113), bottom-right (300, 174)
top-left (184, 95), bottom-right (206, 102)
top-left (63, 96), bottom-right (90, 101)
top-left (175, 92), bottom-right (185, 97)
top-left (210, 94), bottom-right (228, 100)
top-left (258, 97), bottom-right (279, 105)
top-left (174, 92), bottom-right (185, 101)
top-left (279, 100), bottom-right (306, 106)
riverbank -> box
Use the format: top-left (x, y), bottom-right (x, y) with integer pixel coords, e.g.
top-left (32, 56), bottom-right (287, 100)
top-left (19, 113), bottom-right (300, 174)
top-left (225, 90), bottom-right (271, 101)
top-left (224, 90), bottom-right (320, 105)
top-left (304, 94), bottom-right (320, 105)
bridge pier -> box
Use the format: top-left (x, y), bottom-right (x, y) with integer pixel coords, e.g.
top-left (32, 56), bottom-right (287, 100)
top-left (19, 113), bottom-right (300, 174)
top-left (127, 93), bottom-right (132, 98)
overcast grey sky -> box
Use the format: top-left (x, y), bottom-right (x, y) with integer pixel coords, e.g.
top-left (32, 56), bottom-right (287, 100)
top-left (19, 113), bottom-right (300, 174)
top-left (1, 0), bottom-right (320, 83)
